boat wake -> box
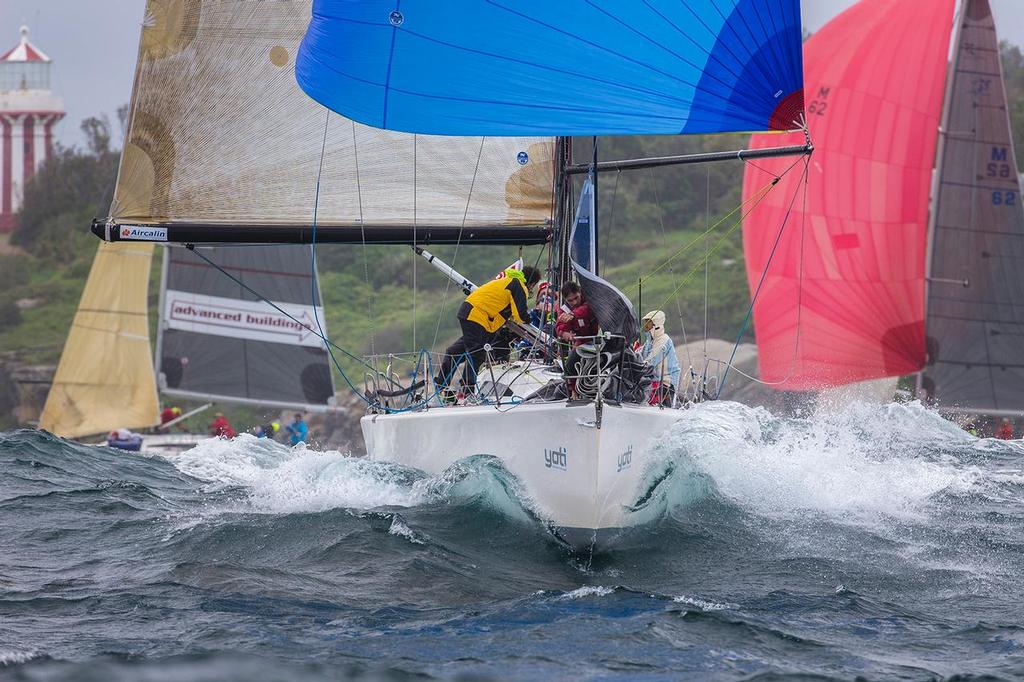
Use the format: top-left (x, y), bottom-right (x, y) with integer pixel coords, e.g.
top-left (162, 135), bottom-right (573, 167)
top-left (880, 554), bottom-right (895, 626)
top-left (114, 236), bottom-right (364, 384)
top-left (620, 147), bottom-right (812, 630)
top-left (657, 399), bottom-right (981, 520)
top-left (150, 399), bottom-right (1021, 557)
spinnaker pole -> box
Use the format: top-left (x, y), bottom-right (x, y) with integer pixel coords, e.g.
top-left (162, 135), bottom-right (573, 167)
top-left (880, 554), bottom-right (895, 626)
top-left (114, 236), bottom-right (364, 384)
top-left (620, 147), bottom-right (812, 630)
top-left (563, 143), bottom-right (814, 175)
top-left (412, 246), bottom-right (552, 348)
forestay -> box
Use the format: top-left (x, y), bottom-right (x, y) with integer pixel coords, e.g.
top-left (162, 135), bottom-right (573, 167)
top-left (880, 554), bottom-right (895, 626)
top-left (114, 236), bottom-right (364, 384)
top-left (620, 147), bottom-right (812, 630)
top-left (297, 0), bottom-right (805, 136)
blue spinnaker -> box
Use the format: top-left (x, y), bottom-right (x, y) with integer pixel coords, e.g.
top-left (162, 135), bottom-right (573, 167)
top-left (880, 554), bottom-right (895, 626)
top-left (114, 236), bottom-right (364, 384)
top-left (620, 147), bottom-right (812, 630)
top-left (296, 0), bottom-right (805, 136)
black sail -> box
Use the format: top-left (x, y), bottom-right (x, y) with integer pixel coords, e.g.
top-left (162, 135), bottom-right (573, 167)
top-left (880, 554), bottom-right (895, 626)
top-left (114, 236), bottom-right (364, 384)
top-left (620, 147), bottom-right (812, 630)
top-left (158, 245), bottom-right (335, 409)
top-left (922, 0), bottom-right (1024, 415)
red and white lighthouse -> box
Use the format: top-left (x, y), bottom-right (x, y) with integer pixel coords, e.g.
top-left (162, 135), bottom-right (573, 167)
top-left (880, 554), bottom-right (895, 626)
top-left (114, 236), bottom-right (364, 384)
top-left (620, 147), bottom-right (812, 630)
top-left (0, 26), bottom-right (64, 232)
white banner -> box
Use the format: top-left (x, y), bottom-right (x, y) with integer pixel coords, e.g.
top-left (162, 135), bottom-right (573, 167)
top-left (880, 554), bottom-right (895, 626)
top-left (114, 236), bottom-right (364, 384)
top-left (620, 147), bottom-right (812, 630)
top-left (164, 290), bottom-right (327, 348)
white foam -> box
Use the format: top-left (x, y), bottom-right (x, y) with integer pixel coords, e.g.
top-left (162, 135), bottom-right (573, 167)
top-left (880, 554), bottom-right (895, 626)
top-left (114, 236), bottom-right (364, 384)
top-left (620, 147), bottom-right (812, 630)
top-left (161, 435), bottom-right (427, 513)
top-left (0, 649), bottom-right (38, 665)
top-left (558, 586), bottom-right (615, 600)
top-left (388, 515), bottom-right (426, 544)
top-left (672, 595), bottom-right (736, 611)
top-left (666, 400), bottom-right (979, 520)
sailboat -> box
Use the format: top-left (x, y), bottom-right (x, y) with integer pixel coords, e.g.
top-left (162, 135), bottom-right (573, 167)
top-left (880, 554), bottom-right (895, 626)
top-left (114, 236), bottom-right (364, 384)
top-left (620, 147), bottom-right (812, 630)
top-left (39, 240), bottom-right (337, 448)
top-left (742, 0), bottom-right (1024, 420)
top-left (74, 0), bottom-right (810, 550)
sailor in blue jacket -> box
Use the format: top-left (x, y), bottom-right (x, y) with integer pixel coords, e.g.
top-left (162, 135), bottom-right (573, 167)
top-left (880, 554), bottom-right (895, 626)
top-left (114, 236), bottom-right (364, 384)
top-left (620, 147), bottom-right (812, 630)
top-left (639, 310), bottom-right (681, 406)
top-left (286, 413), bottom-right (309, 445)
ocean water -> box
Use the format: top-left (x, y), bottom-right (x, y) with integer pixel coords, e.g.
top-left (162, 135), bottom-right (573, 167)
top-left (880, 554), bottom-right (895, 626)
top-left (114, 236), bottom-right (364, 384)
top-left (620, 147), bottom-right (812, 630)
top-left (2, 400), bottom-right (1024, 681)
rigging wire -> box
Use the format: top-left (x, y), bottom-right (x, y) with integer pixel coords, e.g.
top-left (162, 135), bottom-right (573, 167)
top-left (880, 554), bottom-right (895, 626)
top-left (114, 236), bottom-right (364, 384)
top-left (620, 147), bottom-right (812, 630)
top-left (412, 135), bottom-right (418, 353)
top-left (654, 179), bottom-right (776, 310)
top-left (430, 137), bottom-right (487, 352)
top-left (602, 170), bottom-right (621, 276)
top-left (350, 120), bottom-right (376, 361)
top-left (716, 156), bottom-right (811, 397)
top-left (623, 174), bottom-right (782, 294)
top-left (703, 165), bottom-right (710, 376)
top-left (647, 165), bottom-right (694, 377)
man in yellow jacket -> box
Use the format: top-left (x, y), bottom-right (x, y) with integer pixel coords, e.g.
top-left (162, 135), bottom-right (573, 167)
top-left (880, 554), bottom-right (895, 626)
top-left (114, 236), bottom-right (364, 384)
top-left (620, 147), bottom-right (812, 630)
top-left (435, 265), bottom-right (541, 398)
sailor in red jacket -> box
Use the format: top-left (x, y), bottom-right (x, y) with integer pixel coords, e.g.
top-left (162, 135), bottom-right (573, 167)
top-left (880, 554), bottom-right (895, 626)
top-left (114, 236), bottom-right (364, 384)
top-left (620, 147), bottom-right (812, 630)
top-left (997, 418), bottom-right (1014, 440)
top-left (208, 412), bottom-right (236, 439)
top-left (556, 281), bottom-right (599, 398)
top-left (555, 281), bottom-right (598, 346)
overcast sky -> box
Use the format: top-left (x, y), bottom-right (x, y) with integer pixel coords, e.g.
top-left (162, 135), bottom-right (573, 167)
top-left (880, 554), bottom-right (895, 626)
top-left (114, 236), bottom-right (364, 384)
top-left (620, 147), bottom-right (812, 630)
top-left (1, 0), bottom-right (1022, 149)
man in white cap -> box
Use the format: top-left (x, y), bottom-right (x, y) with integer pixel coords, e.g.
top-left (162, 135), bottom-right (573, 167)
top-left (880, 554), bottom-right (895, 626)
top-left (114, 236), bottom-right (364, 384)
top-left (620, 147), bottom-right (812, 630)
top-left (639, 310), bottom-right (680, 406)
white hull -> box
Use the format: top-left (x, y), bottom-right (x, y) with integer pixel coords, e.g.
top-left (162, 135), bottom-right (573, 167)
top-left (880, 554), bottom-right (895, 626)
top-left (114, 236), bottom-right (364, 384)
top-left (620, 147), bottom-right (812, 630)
top-left (361, 401), bottom-right (685, 551)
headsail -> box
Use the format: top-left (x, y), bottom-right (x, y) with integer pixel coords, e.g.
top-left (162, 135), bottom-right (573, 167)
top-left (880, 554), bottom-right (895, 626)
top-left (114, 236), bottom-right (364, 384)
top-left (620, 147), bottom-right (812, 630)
top-left (920, 0), bottom-right (1024, 415)
top-left (741, 0), bottom-right (955, 389)
top-left (106, 0), bottom-right (556, 239)
top-left (158, 245), bottom-right (336, 410)
top-left (569, 176), bottom-right (638, 344)
top-left (297, 0), bottom-right (805, 136)
top-left (39, 243), bottom-right (160, 438)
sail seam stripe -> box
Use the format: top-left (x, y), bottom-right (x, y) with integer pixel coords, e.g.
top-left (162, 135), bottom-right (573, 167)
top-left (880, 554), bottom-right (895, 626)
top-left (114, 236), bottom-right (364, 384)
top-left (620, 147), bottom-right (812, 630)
top-left (381, 0), bottom-right (401, 127)
top-left (583, 0), bottom-right (773, 114)
top-left (483, 0), bottom-right (765, 113)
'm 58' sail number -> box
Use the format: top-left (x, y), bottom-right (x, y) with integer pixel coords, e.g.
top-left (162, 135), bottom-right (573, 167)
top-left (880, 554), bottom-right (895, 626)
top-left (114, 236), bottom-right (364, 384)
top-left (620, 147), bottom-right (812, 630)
top-left (989, 146), bottom-right (1017, 206)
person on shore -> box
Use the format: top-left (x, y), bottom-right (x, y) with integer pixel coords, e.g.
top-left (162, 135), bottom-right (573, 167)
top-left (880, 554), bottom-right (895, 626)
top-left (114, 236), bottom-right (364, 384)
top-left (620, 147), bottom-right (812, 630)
top-left (208, 412), bottom-right (236, 439)
top-left (639, 310), bottom-right (680, 406)
top-left (434, 264), bottom-right (540, 400)
top-left (997, 418), bottom-right (1014, 440)
top-left (286, 413), bottom-right (309, 445)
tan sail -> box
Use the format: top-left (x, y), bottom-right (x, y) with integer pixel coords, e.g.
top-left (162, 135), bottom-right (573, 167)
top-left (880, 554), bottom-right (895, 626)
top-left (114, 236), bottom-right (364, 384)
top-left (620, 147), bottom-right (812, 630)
top-left (39, 242), bottom-right (159, 438)
top-left (111, 0), bottom-right (555, 229)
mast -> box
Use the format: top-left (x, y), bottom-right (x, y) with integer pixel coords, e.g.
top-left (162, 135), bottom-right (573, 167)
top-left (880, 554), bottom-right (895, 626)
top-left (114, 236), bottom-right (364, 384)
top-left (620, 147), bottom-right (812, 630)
top-left (153, 244), bottom-right (170, 398)
top-left (552, 136), bottom-right (574, 291)
top-left (591, 136), bottom-right (599, 278)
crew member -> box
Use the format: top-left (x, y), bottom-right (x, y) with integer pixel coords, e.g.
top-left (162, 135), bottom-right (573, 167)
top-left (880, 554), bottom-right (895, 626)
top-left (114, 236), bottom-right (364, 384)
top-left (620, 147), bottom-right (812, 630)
top-left (158, 406), bottom-right (183, 433)
top-left (555, 281), bottom-right (598, 346)
top-left (556, 281), bottom-right (599, 398)
top-left (286, 413), bottom-right (309, 445)
top-left (639, 310), bottom-right (680, 406)
top-left (997, 418), bottom-right (1014, 440)
top-left (208, 412), bottom-right (236, 439)
top-left (255, 421), bottom-right (280, 439)
top-left (435, 265), bottom-right (541, 399)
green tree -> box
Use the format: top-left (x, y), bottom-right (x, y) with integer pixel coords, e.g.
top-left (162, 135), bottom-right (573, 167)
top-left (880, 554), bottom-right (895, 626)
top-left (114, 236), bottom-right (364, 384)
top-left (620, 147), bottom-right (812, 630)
top-left (12, 116), bottom-right (119, 265)
top-left (1001, 41), bottom-right (1024, 169)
